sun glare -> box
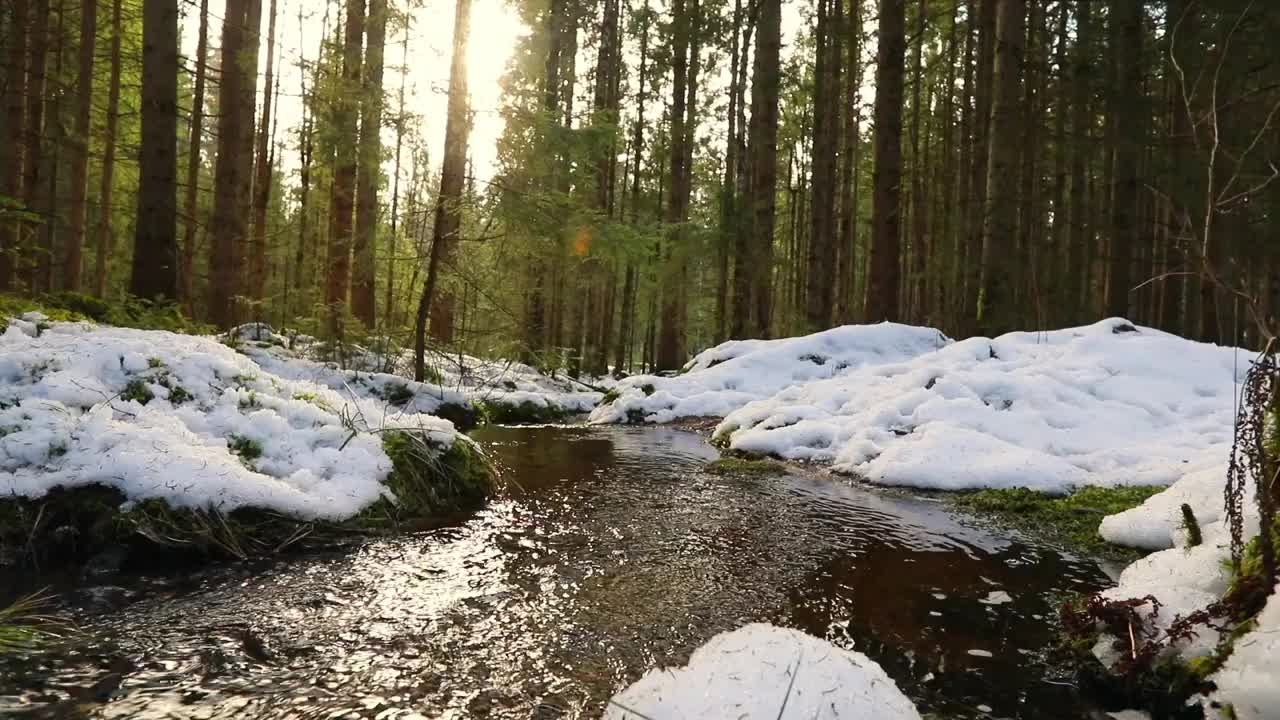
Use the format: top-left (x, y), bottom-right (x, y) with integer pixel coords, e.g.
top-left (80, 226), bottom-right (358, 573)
top-left (407, 0), bottom-right (525, 182)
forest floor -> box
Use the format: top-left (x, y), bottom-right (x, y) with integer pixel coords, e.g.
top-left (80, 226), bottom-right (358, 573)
top-left (2, 297), bottom-right (1276, 719)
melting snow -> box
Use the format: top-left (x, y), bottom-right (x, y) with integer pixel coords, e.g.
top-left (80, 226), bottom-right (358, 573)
top-left (602, 623), bottom-right (920, 720)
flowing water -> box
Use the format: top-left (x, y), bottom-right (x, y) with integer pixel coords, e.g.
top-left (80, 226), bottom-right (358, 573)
top-left (1, 424), bottom-right (1114, 719)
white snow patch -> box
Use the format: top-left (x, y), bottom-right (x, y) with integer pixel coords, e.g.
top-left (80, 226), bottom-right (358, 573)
top-left (715, 319), bottom-right (1244, 493)
top-left (602, 623), bottom-right (920, 720)
top-left (235, 328), bottom-right (603, 418)
top-left (1100, 462), bottom-right (1252, 550)
top-left (1208, 580), bottom-right (1280, 720)
top-left (589, 322), bottom-right (947, 425)
top-left (0, 321), bottom-right (463, 521)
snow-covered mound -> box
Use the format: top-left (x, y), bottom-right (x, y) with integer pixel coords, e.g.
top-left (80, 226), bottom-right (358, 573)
top-left (431, 352), bottom-right (606, 414)
top-left (590, 323), bottom-right (948, 424)
top-left (715, 319), bottom-right (1245, 493)
top-left (602, 623), bottom-right (920, 720)
top-left (1100, 462), bottom-right (1255, 550)
top-left (1089, 431), bottom-right (1272, 717)
top-left (0, 318), bottom-right (460, 521)
top-left (233, 324), bottom-right (602, 419)
top-left (1209, 580), bottom-right (1280, 720)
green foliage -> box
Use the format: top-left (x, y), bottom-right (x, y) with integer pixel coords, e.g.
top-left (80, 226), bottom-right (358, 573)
top-left (376, 382), bottom-right (415, 407)
top-left (228, 435), bottom-right (264, 465)
top-left (0, 293), bottom-right (211, 334)
top-left (119, 379), bottom-right (155, 405)
top-left (1181, 503), bottom-right (1203, 547)
top-left (953, 485), bottom-right (1164, 557)
top-left (478, 399), bottom-right (569, 425)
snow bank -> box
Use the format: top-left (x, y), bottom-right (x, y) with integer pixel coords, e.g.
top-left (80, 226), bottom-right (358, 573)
top-left (602, 623), bottom-right (920, 720)
top-left (715, 319), bottom-right (1245, 493)
top-left (0, 319), bottom-right (460, 521)
top-left (1091, 442), bottom-right (1272, 716)
top-left (235, 325), bottom-right (602, 419)
top-left (590, 323), bottom-right (948, 424)
top-left (1209, 580), bottom-right (1280, 720)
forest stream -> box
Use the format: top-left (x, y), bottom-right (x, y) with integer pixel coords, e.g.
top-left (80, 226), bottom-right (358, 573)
top-left (1, 424), bottom-right (1117, 719)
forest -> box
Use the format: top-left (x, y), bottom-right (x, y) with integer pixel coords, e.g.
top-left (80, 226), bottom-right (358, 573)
top-left (3, 1), bottom-right (1280, 717)
top-left (2, 0), bottom-right (1278, 378)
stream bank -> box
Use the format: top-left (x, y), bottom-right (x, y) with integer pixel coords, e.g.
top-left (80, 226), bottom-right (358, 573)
top-left (2, 424), bottom-right (1119, 719)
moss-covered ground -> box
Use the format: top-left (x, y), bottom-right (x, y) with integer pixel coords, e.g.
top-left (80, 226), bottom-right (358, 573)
top-left (478, 400), bottom-right (570, 425)
top-left (0, 433), bottom-right (495, 571)
top-left (704, 456), bottom-right (789, 475)
top-left (951, 485), bottom-right (1164, 560)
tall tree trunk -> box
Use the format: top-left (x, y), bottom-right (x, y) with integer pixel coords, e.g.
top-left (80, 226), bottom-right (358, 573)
top-left (130, 0), bottom-right (179, 301)
top-left (208, 0), bottom-right (260, 326)
top-left (34, 0), bottom-right (64, 293)
top-left (836, 0), bottom-right (862, 323)
top-left (0, 0), bottom-right (29, 290)
top-left (384, 23), bottom-right (408, 327)
top-left (715, 0), bottom-right (743, 343)
top-left (961, 0), bottom-right (997, 332)
top-left (1067, 0), bottom-right (1092, 324)
top-left (1106, 0), bottom-right (1143, 319)
top-left (976, 0), bottom-right (1025, 334)
top-left (656, 0), bottom-right (699, 371)
top-left (62, 0), bottom-right (96, 291)
top-left (744, 0), bottom-right (781, 336)
top-left (805, 0), bottom-right (841, 331)
top-left (415, 0), bottom-right (472, 381)
top-left (906, 0), bottom-right (927, 324)
top-left (20, 0), bottom-right (49, 291)
top-left (249, 0), bottom-right (279, 305)
top-left (179, 0), bottom-right (209, 310)
top-left (92, 0), bottom-right (122, 298)
top-left (354, 0), bottom-right (387, 328)
top-left (1047, 0), bottom-right (1069, 322)
top-left (326, 0), bottom-right (365, 334)
top-left (865, 0), bottom-right (905, 322)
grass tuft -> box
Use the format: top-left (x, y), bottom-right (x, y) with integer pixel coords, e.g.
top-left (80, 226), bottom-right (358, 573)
top-left (0, 591), bottom-right (72, 655)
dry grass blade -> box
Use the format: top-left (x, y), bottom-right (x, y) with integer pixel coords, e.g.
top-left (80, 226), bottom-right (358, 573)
top-left (775, 648), bottom-right (804, 720)
top-left (605, 699), bottom-right (657, 720)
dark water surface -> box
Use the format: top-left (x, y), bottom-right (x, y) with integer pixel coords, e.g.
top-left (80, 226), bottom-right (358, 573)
top-left (1, 425), bottom-right (1111, 719)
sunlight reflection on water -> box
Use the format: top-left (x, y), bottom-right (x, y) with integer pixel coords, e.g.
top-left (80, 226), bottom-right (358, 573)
top-left (2, 425), bottom-right (1109, 719)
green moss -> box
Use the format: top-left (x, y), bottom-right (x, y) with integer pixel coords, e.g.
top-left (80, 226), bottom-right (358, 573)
top-left (599, 389), bottom-right (620, 405)
top-left (952, 485), bottom-right (1164, 558)
top-left (371, 432), bottom-right (493, 522)
top-left (433, 402), bottom-right (481, 432)
top-left (705, 457), bottom-right (789, 475)
top-left (640, 383), bottom-right (656, 396)
top-left (228, 435), bottom-right (263, 465)
top-left (166, 385), bottom-right (193, 404)
top-left (120, 379), bottom-right (155, 405)
top-left (382, 382), bottom-right (415, 407)
top-left (479, 400), bottom-right (569, 425)
top-left (0, 433), bottom-right (497, 569)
